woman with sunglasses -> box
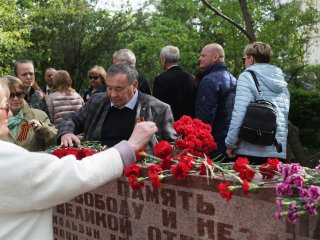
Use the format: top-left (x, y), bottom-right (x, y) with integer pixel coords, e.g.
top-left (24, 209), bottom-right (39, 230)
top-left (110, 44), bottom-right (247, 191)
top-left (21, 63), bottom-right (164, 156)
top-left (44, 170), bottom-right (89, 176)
top-left (82, 65), bottom-right (107, 102)
top-left (0, 78), bottom-right (157, 239)
top-left (0, 75), bottom-right (57, 151)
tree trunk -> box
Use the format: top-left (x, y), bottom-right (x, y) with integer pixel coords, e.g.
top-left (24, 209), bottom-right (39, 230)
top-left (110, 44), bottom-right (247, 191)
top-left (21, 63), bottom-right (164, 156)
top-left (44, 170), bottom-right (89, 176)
top-left (239, 0), bottom-right (256, 42)
top-left (288, 121), bottom-right (309, 166)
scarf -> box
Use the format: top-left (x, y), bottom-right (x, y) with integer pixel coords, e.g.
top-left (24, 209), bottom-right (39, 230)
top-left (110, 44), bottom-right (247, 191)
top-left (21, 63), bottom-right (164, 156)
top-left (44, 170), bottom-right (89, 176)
top-left (8, 110), bottom-right (24, 137)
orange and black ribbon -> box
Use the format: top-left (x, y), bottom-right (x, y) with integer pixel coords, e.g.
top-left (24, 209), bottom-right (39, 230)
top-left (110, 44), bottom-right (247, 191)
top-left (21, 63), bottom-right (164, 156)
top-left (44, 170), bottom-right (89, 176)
top-left (17, 122), bottom-right (32, 142)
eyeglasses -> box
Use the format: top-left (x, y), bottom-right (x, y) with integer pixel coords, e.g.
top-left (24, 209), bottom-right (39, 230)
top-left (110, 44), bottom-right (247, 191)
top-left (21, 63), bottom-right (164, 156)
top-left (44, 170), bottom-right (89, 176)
top-left (0, 103), bottom-right (10, 117)
top-left (89, 76), bottom-right (100, 81)
top-left (9, 92), bottom-right (25, 99)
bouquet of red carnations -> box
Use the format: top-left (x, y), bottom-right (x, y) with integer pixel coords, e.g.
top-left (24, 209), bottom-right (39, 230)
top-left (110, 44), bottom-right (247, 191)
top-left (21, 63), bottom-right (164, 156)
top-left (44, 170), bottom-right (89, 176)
top-left (49, 141), bottom-right (107, 160)
top-left (124, 115), bottom-right (320, 224)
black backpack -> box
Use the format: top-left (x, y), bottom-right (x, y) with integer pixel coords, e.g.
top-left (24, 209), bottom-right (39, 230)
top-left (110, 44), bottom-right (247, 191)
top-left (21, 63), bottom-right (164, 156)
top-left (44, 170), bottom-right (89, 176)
top-left (239, 70), bottom-right (282, 153)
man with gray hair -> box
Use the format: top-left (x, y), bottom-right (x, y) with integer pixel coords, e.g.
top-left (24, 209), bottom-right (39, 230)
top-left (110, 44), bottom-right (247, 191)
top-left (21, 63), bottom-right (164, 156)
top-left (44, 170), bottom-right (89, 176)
top-left (195, 43), bottom-right (236, 159)
top-left (153, 45), bottom-right (196, 121)
top-left (42, 67), bottom-right (56, 96)
top-left (113, 49), bottom-right (151, 94)
top-left (58, 62), bottom-right (176, 148)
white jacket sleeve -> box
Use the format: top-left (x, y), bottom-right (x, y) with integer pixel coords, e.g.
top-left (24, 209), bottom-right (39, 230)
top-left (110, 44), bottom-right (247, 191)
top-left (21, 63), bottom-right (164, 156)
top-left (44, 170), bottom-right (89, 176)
top-left (0, 140), bottom-right (134, 213)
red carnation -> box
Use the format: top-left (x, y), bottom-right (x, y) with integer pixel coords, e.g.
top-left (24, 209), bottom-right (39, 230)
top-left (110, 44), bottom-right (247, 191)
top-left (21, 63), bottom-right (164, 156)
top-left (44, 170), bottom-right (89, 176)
top-left (135, 147), bottom-right (147, 161)
top-left (242, 180), bottom-right (250, 195)
top-left (51, 149), bottom-right (68, 158)
top-left (171, 160), bottom-right (192, 181)
top-left (153, 141), bottom-right (173, 159)
top-left (159, 157), bottom-right (174, 170)
top-left (239, 168), bottom-right (256, 182)
top-left (148, 164), bottom-right (163, 189)
top-left (179, 155), bottom-right (195, 171)
top-left (199, 158), bottom-right (214, 175)
top-left (128, 175), bottom-right (144, 190)
top-left (259, 158), bottom-right (280, 179)
top-left (218, 181), bottom-right (234, 202)
top-left (124, 164), bottom-right (141, 177)
top-left (233, 157), bottom-right (250, 172)
top-left (76, 148), bottom-right (95, 160)
top-left (175, 139), bottom-right (186, 150)
top-left (148, 164), bottom-right (162, 172)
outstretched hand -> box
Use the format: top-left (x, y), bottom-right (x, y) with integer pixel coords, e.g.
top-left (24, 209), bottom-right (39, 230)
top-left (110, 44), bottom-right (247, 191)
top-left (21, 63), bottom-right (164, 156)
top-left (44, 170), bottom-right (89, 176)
top-left (61, 133), bottom-right (81, 147)
top-left (128, 121), bottom-right (158, 152)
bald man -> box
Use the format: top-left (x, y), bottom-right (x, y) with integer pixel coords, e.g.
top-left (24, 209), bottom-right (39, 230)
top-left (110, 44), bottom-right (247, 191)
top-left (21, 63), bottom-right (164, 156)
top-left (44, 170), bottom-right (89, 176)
top-left (195, 43), bottom-right (236, 159)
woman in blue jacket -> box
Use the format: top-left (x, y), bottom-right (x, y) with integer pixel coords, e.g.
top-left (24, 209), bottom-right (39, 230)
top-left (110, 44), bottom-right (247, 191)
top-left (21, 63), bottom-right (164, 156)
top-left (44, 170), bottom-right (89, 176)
top-left (225, 42), bottom-right (290, 164)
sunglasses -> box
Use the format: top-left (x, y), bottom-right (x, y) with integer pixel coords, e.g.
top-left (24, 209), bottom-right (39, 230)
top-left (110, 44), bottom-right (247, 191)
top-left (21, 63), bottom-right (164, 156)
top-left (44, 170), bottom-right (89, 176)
top-left (89, 76), bottom-right (100, 81)
top-left (242, 57), bottom-right (247, 64)
top-left (0, 103), bottom-right (10, 117)
top-left (9, 92), bottom-right (25, 99)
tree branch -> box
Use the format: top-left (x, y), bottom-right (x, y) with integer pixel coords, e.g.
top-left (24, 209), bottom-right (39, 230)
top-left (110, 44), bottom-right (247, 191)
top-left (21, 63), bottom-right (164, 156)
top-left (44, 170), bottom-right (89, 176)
top-left (200, 0), bottom-right (254, 42)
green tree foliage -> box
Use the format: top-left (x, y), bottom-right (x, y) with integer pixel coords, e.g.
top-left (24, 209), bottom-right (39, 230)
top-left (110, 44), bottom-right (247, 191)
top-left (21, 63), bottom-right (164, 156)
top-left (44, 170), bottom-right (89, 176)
top-left (289, 87), bottom-right (320, 148)
top-left (119, 0), bottom-right (320, 85)
top-left (0, 0), bottom-right (31, 75)
top-left (1, 0), bottom-right (319, 92)
top-left (0, 0), bottom-right (132, 90)
top-left (26, 0), bottom-right (132, 90)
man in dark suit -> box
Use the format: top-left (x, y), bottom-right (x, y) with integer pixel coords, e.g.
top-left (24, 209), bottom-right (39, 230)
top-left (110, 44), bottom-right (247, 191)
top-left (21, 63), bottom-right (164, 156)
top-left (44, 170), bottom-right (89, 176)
top-left (153, 45), bottom-right (196, 121)
top-left (113, 49), bottom-right (151, 94)
top-left (58, 62), bottom-right (176, 148)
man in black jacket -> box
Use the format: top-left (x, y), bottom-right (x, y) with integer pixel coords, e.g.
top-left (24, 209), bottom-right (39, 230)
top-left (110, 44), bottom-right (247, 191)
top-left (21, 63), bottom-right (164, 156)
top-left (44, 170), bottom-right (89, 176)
top-left (195, 43), bottom-right (236, 158)
top-left (153, 45), bottom-right (196, 121)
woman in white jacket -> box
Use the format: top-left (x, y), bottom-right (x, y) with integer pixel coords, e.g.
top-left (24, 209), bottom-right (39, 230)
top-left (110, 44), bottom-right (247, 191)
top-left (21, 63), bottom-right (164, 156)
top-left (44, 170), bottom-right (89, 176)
top-left (0, 78), bottom-right (157, 239)
top-left (225, 42), bottom-right (290, 164)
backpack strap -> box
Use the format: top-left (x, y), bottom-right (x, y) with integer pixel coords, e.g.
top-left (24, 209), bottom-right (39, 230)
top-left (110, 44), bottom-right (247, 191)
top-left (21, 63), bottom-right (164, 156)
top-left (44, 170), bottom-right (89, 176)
top-left (246, 70), bottom-right (263, 98)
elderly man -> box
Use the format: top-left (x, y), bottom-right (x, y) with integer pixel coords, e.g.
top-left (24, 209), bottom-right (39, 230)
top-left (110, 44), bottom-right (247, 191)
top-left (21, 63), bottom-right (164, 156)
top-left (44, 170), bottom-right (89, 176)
top-left (113, 49), bottom-right (151, 94)
top-left (58, 62), bottom-right (176, 148)
top-left (42, 68), bottom-right (56, 96)
top-left (14, 60), bottom-right (48, 114)
top-left (195, 43), bottom-right (236, 159)
top-left (153, 45), bottom-right (196, 121)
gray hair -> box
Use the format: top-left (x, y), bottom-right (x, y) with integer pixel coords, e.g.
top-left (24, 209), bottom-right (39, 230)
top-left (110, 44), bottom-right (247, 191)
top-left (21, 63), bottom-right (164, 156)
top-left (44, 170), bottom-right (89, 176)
top-left (45, 67), bottom-right (56, 73)
top-left (107, 63), bottom-right (138, 84)
top-left (113, 49), bottom-right (136, 67)
top-left (160, 46), bottom-right (180, 64)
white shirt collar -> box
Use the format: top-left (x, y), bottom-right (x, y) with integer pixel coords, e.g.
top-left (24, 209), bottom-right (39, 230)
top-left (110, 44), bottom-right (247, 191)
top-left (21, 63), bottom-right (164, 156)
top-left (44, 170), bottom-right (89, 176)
top-left (110, 90), bottom-right (138, 110)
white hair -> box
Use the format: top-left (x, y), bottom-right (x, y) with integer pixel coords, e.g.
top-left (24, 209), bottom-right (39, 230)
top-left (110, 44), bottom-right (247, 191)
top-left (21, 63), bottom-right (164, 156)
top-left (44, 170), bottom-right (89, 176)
top-left (113, 49), bottom-right (136, 67)
top-left (160, 46), bottom-right (180, 63)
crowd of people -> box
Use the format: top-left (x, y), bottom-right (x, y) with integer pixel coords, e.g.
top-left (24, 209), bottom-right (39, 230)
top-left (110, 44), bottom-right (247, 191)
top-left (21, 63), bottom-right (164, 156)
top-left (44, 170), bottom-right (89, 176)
top-left (0, 43), bottom-right (290, 161)
top-left (0, 42), bottom-right (290, 238)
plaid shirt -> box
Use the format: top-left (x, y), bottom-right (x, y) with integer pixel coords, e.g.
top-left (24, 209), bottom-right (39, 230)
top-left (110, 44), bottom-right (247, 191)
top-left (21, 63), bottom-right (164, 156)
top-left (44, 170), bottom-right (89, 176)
top-left (57, 92), bottom-right (176, 145)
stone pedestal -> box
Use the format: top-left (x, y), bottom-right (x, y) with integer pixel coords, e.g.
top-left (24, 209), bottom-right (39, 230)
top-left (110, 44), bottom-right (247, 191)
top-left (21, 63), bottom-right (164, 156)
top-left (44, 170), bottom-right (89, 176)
top-left (53, 174), bottom-right (320, 240)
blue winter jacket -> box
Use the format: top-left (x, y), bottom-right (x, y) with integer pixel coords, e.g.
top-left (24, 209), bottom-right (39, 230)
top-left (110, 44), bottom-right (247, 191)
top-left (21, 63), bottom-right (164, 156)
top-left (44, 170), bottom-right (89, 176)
top-left (195, 62), bottom-right (236, 157)
top-left (225, 63), bottom-right (290, 159)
